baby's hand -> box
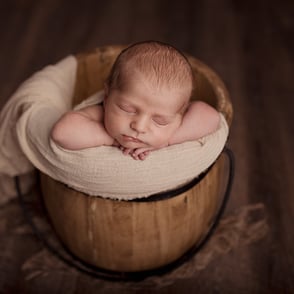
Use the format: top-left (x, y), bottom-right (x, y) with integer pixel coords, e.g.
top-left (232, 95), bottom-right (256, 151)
top-left (117, 145), bottom-right (154, 161)
top-left (113, 141), bottom-right (135, 157)
top-left (119, 146), bottom-right (133, 156)
top-left (130, 147), bottom-right (155, 161)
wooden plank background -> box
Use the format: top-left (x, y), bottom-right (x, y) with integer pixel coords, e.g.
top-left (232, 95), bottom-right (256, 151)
top-left (0, 0), bottom-right (293, 293)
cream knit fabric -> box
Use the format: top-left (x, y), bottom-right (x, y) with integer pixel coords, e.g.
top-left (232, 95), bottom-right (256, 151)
top-left (0, 56), bottom-right (228, 203)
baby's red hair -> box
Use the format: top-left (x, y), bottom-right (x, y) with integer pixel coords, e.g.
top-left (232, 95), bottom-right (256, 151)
top-left (106, 41), bottom-right (193, 101)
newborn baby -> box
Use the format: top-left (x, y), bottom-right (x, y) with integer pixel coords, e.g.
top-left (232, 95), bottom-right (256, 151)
top-left (51, 41), bottom-right (220, 160)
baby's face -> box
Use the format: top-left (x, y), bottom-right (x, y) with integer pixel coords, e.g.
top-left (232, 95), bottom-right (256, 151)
top-left (104, 76), bottom-right (189, 150)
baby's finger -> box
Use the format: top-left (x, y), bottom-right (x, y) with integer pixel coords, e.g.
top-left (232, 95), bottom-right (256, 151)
top-left (131, 152), bottom-right (139, 160)
top-left (138, 151), bottom-right (150, 161)
top-left (138, 153), bottom-right (146, 160)
top-left (132, 148), bottom-right (148, 157)
top-left (123, 148), bottom-right (132, 155)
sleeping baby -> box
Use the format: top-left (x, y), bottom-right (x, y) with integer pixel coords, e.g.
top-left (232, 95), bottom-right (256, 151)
top-left (51, 41), bottom-right (220, 160)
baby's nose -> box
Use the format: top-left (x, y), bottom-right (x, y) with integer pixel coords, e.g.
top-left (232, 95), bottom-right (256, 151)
top-left (131, 116), bottom-right (148, 133)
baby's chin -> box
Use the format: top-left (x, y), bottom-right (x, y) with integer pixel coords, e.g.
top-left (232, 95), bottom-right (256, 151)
top-left (119, 140), bottom-right (149, 149)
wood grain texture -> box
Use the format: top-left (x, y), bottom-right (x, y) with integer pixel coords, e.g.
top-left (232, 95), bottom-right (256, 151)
top-left (40, 153), bottom-right (227, 272)
top-left (0, 0), bottom-right (293, 292)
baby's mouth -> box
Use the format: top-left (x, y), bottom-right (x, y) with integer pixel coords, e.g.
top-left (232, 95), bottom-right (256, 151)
top-left (122, 135), bottom-right (143, 144)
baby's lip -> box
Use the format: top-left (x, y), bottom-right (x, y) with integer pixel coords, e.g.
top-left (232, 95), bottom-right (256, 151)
top-left (122, 135), bottom-right (143, 143)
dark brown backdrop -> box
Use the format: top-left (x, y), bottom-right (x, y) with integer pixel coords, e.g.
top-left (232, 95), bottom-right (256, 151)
top-left (0, 0), bottom-right (293, 293)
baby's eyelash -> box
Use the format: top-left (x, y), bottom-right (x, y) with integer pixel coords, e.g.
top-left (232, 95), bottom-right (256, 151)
top-left (153, 118), bottom-right (169, 126)
top-left (118, 104), bottom-right (136, 113)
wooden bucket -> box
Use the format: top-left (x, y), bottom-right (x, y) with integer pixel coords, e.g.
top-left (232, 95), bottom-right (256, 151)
top-left (40, 46), bottom-right (233, 273)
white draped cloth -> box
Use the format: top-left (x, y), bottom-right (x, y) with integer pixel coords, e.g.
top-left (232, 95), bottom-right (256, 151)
top-left (0, 56), bottom-right (228, 204)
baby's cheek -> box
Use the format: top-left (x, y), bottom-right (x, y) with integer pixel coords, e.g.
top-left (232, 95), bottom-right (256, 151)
top-left (152, 132), bottom-right (170, 147)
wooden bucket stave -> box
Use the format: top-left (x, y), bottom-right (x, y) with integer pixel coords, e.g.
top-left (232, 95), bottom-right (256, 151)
top-left (41, 153), bottom-right (226, 272)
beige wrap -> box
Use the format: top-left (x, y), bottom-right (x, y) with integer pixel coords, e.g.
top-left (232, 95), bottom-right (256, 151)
top-left (0, 56), bottom-right (228, 204)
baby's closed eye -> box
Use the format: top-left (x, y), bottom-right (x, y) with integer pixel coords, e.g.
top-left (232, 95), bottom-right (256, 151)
top-left (118, 103), bottom-right (136, 114)
top-left (152, 116), bottom-right (171, 126)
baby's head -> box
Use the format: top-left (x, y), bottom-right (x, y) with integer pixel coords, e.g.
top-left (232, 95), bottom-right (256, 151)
top-left (103, 41), bottom-right (194, 149)
top-left (106, 41), bottom-right (193, 99)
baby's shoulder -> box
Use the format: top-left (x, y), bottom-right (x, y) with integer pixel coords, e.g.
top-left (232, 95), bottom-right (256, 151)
top-left (189, 101), bottom-right (218, 118)
top-left (187, 101), bottom-right (220, 133)
top-left (77, 104), bottom-right (104, 122)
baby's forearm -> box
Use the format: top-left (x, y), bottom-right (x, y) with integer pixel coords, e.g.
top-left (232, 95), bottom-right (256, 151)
top-left (169, 101), bottom-right (220, 145)
top-left (51, 111), bottom-right (114, 150)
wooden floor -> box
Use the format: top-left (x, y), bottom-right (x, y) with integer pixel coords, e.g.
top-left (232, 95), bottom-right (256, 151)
top-left (0, 0), bottom-right (294, 293)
